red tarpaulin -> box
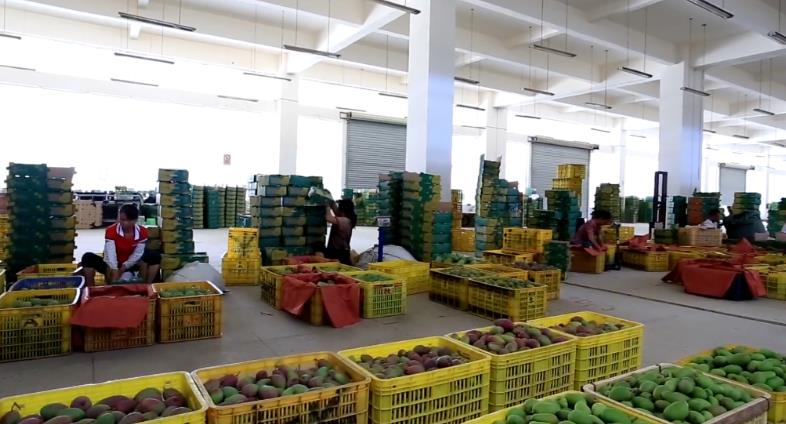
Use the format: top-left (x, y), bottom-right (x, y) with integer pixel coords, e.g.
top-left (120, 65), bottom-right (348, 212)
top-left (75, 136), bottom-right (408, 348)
top-left (71, 284), bottom-right (154, 329)
top-left (662, 259), bottom-right (765, 299)
top-left (280, 273), bottom-right (360, 328)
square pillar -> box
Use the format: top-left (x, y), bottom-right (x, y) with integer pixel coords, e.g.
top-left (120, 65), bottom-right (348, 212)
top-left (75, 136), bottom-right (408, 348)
top-left (278, 77), bottom-right (299, 174)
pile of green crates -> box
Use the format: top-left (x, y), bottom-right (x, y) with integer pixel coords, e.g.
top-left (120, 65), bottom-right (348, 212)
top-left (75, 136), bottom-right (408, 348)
top-left (473, 156), bottom-right (522, 254)
top-left (234, 186), bottom-right (247, 226)
top-left (768, 199), bottom-right (786, 235)
top-left (594, 183), bottom-right (621, 219)
top-left (225, 187), bottom-right (237, 228)
top-left (248, 174), bottom-right (327, 264)
top-left (687, 192), bottom-right (720, 225)
top-left (637, 197), bottom-right (653, 224)
top-left (530, 209), bottom-right (555, 230)
top-left (353, 190), bottom-right (378, 227)
top-left (545, 189), bottom-right (580, 241)
top-left (217, 188), bottom-right (226, 228)
top-left (732, 192), bottom-right (761, 215)
top-left (667, 195), bottom-right (687, 227)
top-left (398, 172), bottom-right (451, 261)
top-left (377, 173), bottom-right (401, 245)
top-left (623, 196), bottom-right (640, 223)
top-left (653, 228), bottom-right (677, 244)
top-left (543, 240), bottom-right (570, 280)
top-left (158, 169), bottom-right (195, 258)
top-left (6, 163), bottom-right (77, 274)
top-left (192, 185), bottom-right (204, 229)
top-left (204, 187), bottom-right (221, 229)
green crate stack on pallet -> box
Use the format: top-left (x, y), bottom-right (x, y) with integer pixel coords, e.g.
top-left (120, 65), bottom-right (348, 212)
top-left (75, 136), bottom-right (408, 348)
top-left (506, 183), bottom-right (523, 227)
top-left (354, 190), bottom-right (378, 227)
top-left (543, 240), bottom-right (570, 280)
top-left (204, 187), bottom-right (221, 229)
top-left (377, 173), bottom-right (402, 245)
top-left (732, 192), bottom-right (762, 216)
top-left (653, 228), bottom-right (677, 244)
top-left (249, 174), bottom-right (326, 264)
top-left (217, 187), bottom-right (226, 228)
top-left (768, 199), bottom-right (786, 235)
top-left (158, 169), bottom-right (196, 266)
top-left (687, 192), bottom-right (720, 225)
top-left (6, 163), bottom-right (52, 275)
top-left (474, 216), bottom-right (500, 256)
top-left (234, 186), bottom-right (246, 226)
top-left (594, 183), bottom-right (621, 219)
top-left (667, 195), bottom-right (688, 228)
top-left (545, 189), bottom-right (580, 241)
top-left (530, 209), bottom-right (555, 230)
top-left (523, 196), bottom-right (544, 227)
top-left (398, 172), bottom-right (449, 261)
top-left (474, 156), bottom-right (505, 254)
top-left (224, 186), bottom-right (237, 229)
top-left (191, 185), bottom-right (204, 229)
top-left (46, 166), bottom-right (76, 263)
top-left (637, 196), bottom-right (653, 224)
top-left (451, 189), bottom-right (462, 229)
top-left (622, 196), bottom-right (640, 223)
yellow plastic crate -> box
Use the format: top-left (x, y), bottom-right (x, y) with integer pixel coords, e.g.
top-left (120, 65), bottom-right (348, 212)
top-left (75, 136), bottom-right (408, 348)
top-left (502, 228), bottom-right (553, 253)
top-left (584, 364), bottom-right (770, 424)
top-left (767, 272), bottom-right (786, 300)
top-left (528, 311), bottom-right (644, 388)
top-left (600, 225), bottom-right (635, 242)
top-left (339, 336), bottom-right (491, 424)
top-left (622, 249), bottom-right (669, 271)
top-left (557, 163), bottom-right (586, 178)
top-left (464, 391), bottom-right (656, 424)
top-left (466, 277), bottom-right (547, 322)
top-left (482, 250), bottom-right (535, 265)
top-left (678, 227), bottom-right (723, 247)
top-left (0, 372), bottom-right (206, 424)
top-left (521, 268), bottom-right (562, 300)
top-left (83, 291), bottom-right (156, 352)
top-left (571, 250), bottom-right (605, 274)
top-left (221, 254), bottom-right (260, 286)
top-left (0, 288), bottom-right (78, 362)
top-left (0, 269), bottom-right (5, 293)
top-left (343, 271), bottom-right (407, 319)
top-left (152, 281), bottom-right (223, 343)
top-left (466, 263), bottom-right (529, 277)
top-left (452, 228), bottom-right (475, 252)
top-left (16, 263), bottom-right (77, 279)
top-left (368, 260), bottom-right (430, 295)
top-left (259, 265), bottom-right (300, 308)
top-left (449, 324), bottom-right (577, 411)
top-left (192, 352), bottom-right (369, 424)
top-left (429, 267), bottom-right (492, 310)
top-left (226, 227), bottom-right (260, 258)
top-left (677, 345), bottom-right (786, 424)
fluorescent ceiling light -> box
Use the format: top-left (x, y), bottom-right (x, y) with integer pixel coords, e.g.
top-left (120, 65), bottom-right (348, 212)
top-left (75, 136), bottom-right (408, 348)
top-left (114, 52), bottom-right (174, 65)
top-left (456, 103), bottom-right (486, 111)
top-left (243, 71), bottom-right (292, 82)
top-left (733, 134), bottom-right (750, 139)
top-left (753, 108), bottom-right (776, 116)
top-left (118, 12), bottom-right (196, 32)
top-left (630, 134), bottom-right (647, 138)
top-left (768, 31), bottom-right (786, 45)
top-left (515, 114), bottom-right (541, 120)
top-left (684, 0), bottom-right (734, 19)
top-left (336, 106), bottom-right (366, 112)
top-left (703, 128), bottom-right (717, 133)
top-left (454, 76), bottom-right (480, 85)
top-left (110, 78), bottom-right (158, 87)
top-left (0, 32), bottom-right (21, 40)
top-left (283, 44), bottom-right (340, 59)
top-left (378, 91), bottom-right (408, 99)
top-left (681, 86), bottom-right (711, 96)
top-left (585, 102), bottom-right (612, 110)
top-left (462, 125), bottom-right (487, 130)
top-left (523, 87), bottom-right (555, 96)
top-left (531, 43), bottom-right (577, 58)
top-left (618, 66), bottom-right (653, 79)
top-left (370, 0), bottom-right (420, 14)
top-left (217, 95), bottom-right (259, 103)
top-left (591, 128), bottom-right (611, 133)
top-left (0, 64), bottom-right (35, 71)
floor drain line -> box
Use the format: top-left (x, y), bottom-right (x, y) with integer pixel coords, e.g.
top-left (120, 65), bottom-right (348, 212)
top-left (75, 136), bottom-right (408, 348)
top-left (563, 282), bottom-right (786, 327)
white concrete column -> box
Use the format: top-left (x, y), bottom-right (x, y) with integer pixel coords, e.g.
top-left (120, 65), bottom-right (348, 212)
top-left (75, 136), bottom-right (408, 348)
top-left (278, 77), bottom-right (299, 174)
top-left (484, 95), bottom-right (508, 177)
top-left (406, 0), bottom-right (456, 201)
top-left (658, 62), bottom-right (704, 197)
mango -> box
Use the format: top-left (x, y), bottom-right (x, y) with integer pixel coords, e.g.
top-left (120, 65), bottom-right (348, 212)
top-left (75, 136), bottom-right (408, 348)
top-left (663, 401), bottom-right (690, 421)
top-left (678, 378), bottom-right (695, 395)
top-left (18, 417), bottom-right (43, 424)
top-left (688, 398), bottom-right (711, 412)
top-left (42, 417), bottom-right (71, 424)
top-left (601, 407), bottom-right (631, 424)
top-left (568, 411), bottom-right (594, 424)
top-left (58, 409), bottom-right (84, 422)
top-left (162, 408), bottom-right (190, 417)
top-left (632, 397), bottom-right (654, 411)
top-left (94, 413), bottom-right (114, 424)
top-left (136, 398), bottom-right (164, 415)
top-left (117, 413), bottom-right (144, 424)
top-left (133, 388), bottom-right (161, 402)
top-left (687, 410), bottom-right (706, 424)
top-left (1, 412), bottom-right (20, 424)
top-left (609, 386), bottom-right (633, 402)
top-left (40, 405), bottom-right (67, 421)
top-left (530, 414), bottom-right (558, 424)
top-left (533, 401), bottom-right (562, 415)
top-left (220, 395), bottom-right (247, 405)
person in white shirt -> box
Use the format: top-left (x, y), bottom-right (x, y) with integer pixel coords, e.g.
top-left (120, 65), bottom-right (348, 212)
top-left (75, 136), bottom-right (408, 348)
top-left (699, 209), bottom-right (722, 229)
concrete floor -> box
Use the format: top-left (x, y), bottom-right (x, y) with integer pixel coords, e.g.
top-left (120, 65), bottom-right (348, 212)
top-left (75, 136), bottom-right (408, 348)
top-left (2, 227), bottom-right (786, 398)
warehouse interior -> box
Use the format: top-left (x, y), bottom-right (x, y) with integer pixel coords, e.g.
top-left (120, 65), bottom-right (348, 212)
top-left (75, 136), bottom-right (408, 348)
top-left (3, 0), bottom-right (786, 423)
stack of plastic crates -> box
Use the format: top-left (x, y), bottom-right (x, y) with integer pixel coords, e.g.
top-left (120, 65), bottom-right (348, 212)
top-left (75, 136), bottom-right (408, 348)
top-left (222, 228), bottom-right (261, 285)
top-left (502, 228), bottom-right (553, 253)
top-left (6, 164), bottom-right (51, 275)
top-left (368, 259), bottom-right (430, 294)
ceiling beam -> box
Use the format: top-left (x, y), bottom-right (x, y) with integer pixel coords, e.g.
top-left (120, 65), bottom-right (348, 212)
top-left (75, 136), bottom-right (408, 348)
top-left (505, 27), bottom-right (561, 48)
top-left (588, 0), bottom-right (665, 22)
top-left (460, 0), bottom-right (678, 64)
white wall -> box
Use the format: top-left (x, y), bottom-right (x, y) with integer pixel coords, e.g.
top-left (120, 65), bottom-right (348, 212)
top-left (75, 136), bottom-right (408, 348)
top-left (296, 115), bottom-right (344, 197)
top-left (0, 84), bottom-right (278, 190)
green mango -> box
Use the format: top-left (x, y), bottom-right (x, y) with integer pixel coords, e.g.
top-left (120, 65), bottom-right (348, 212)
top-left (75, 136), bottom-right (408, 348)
top-left (601, 408), bottom-right (631, 424)
top-left (688, 398), bottom-right (711, 412)
top-left (567, 411), bottom-right (594, 424)
top-left (609, 386), bottom-right (633, 402)
top-left (530, 414), bottom-right (559, 424)
top-left (632, 397), bottom-right (654, 412)
top-left (663, 401), bottom-right (690, 421)
top-left (533, 400), bottom-right (562, 415)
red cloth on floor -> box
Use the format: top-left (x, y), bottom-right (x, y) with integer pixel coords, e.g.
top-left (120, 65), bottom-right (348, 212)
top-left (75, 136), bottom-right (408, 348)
top-left (280, 273), bottom-right (360, 328)
top-left (71, 284), bottom-right (153, 329)
top-left (664, 260), bottom-right (765, 298)
top-left (729, 238), bottom-right (756, 254)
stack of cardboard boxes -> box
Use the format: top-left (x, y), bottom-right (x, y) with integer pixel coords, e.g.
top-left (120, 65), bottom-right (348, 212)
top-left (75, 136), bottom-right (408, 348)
top-left (75, 200), bottom-right (102, 229)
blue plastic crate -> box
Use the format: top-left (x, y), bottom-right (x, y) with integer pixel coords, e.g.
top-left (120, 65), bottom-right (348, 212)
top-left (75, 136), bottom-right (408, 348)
top-left (10, 276), bottom-right (85, 291)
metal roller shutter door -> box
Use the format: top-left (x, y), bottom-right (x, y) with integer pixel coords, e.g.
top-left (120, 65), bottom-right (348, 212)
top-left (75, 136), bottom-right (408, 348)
top-left (345, 118), bottom-right (406, 189)
top-left (719, 165), bottom-right (747, 207)
top-left (530, 139), bottom-right (592, 217)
